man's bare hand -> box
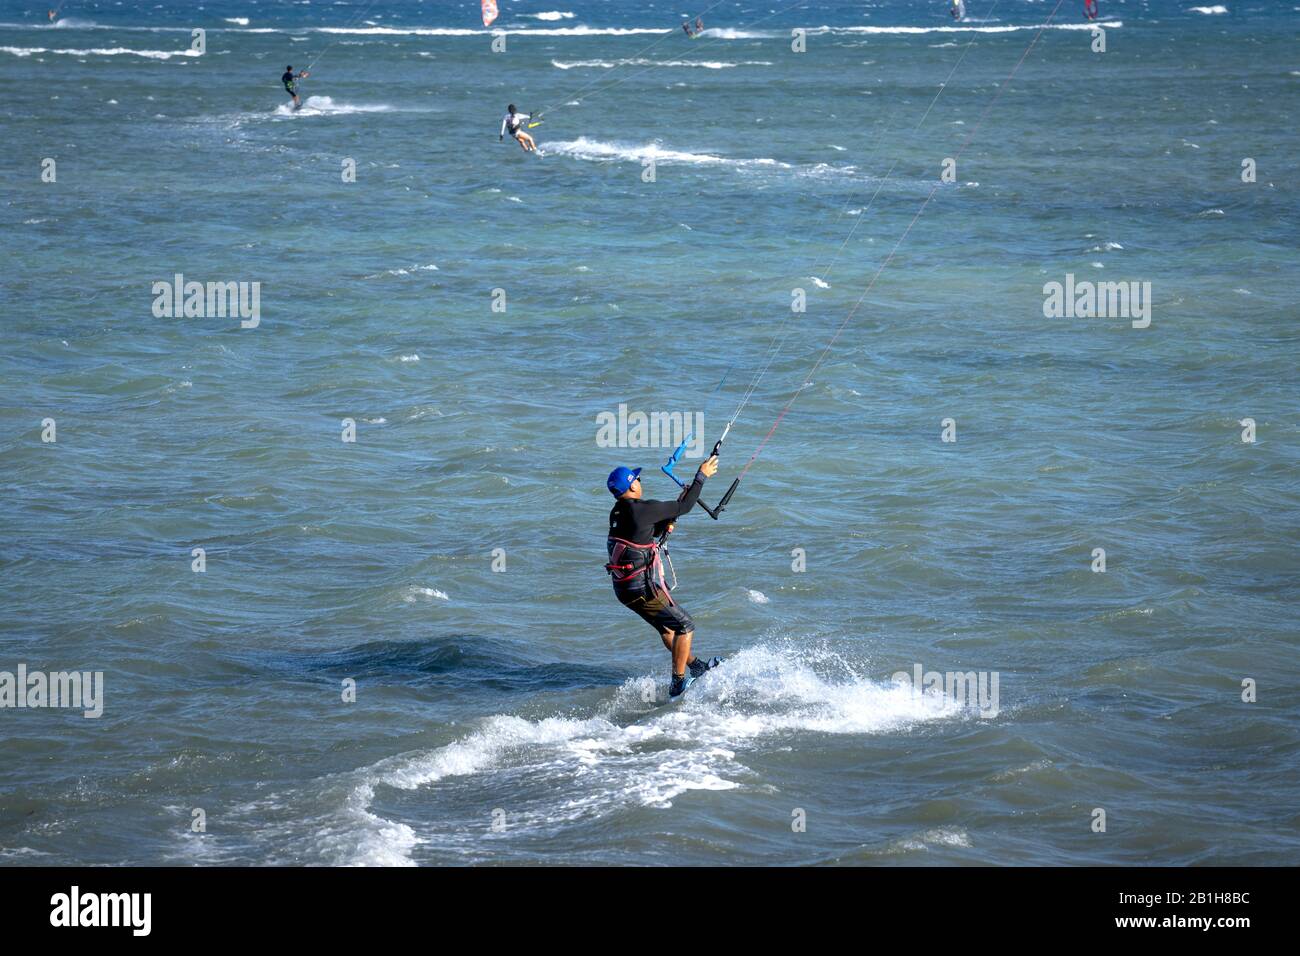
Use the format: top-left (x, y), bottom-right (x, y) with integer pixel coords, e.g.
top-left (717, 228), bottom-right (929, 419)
top-left (699, 455), bottom-right (719, 478)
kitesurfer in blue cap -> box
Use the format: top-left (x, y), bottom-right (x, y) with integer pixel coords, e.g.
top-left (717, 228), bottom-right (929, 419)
top-left (605, 455), bottom-right (722, 697)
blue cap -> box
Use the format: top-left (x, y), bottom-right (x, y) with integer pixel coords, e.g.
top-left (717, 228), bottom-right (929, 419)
top-left (607, 466), bottom-right (642, 496)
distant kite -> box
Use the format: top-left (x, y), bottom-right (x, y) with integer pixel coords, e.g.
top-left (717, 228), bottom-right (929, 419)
top-left (482, 0), bottom-right (499, 28)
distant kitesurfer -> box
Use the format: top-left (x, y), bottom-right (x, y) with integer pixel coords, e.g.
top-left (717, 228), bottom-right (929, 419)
top-left (682, 22), bottom-right (693, 37)
top-left (282, 65), bottom-right (309, 108)
top-left (950, 0), bottom-right (965, 20)
top-left (606, 456), bottom-right (722, 698)
top-left (1084, 0), bottom-right (1099, 20)
top-left (500, 104), bottom-right (537, 152)
top-left (48, 9), bottom-right (56, 21)
top-left (695, 17), bottom-right (704, 34)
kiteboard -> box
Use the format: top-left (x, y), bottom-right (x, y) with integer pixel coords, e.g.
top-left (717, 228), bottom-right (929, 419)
top-left (667, 657), bottom-right (725, 702)
top-left (668, 675), bottom-right (696, 702)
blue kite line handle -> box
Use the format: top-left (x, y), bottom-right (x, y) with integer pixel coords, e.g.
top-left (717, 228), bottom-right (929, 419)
top-left (658, 427), bottom-right (739, 520)
top-left (660, 433), bottom-right (693, 488)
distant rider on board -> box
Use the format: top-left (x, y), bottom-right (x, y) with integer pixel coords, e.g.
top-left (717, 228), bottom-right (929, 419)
top-left (282, 65), bottom-right (309, 108)
top-left (500, 104), bottom-right (538, 152)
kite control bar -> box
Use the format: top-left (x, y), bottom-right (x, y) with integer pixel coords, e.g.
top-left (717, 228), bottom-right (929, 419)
top-left (660, 425), bottom-right (741, 521)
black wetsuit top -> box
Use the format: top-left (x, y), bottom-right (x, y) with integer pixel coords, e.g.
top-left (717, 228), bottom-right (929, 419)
top-left (282, 71), bottom-right (297, 93)
top-left (608, 473), bottom-right (706, 545)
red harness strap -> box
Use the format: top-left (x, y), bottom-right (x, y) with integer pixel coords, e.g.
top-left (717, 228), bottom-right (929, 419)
top-left (605, 537), bottom-right (671, 599)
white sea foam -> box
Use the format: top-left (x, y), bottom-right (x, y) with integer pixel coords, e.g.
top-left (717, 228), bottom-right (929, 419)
top-left (367, 263), bottom-right (439, 278)
top-left (0, 44), bottom-right (201, 59)
top-left (898, 828), bottom-right (972, 851)
top-left (6, 21), bottom-right (1120, 40)
top-left (700, 28), bottom-right (767, 39)
top-left (551, 58), bottom-right (771, 70)
top-left (192, 23), bottom-right (612, 38)
top-left (1190, 5), bottom-right (1228, 13)
top-left (274, 95), bottom-right (395, 116)
top-left (546, 137), bottom-right (788, 170)
top-left (327, 780), bottom-right (423, 866)
top-left (325, 644), bottom-right (969, 864)
top-left (301, 25), bottom-right (667, 37)
top-left (836, 21), bottom-right (1122, 35)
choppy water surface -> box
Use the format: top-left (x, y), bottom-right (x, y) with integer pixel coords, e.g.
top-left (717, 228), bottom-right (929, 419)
top-left (0, 0), bottom-right (1297, 865)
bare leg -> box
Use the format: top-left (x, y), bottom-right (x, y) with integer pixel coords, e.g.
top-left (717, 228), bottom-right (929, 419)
top-left (662, 629), bottom-right (702, 675)
top-left (672, 630), bottom-right (694, 677)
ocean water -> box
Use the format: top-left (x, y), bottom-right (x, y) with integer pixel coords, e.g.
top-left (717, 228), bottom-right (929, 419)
top-left (1, 0), bottom-right (1297, 866)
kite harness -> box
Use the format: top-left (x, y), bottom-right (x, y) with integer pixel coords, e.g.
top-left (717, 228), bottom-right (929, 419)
top-left (604, 537), bottom-right (671, 594)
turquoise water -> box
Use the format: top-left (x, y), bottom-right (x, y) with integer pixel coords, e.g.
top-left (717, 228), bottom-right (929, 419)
top-left (1, 0), bottom-right (1298, 865)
